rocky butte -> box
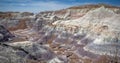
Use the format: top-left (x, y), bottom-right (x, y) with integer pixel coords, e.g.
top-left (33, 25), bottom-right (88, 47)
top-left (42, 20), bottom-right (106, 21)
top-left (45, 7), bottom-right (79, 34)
top-left (0, 4), bottom-right (120, 63)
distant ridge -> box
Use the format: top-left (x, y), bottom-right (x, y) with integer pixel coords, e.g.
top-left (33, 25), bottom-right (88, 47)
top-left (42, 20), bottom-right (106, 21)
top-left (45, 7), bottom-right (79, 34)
top-left (68, 3), bottom-right (120, 9)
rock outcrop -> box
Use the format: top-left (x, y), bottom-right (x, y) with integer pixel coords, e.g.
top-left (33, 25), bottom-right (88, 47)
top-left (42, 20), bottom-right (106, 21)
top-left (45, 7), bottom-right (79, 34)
top-left (0, 41), bottom-right (63, 63)
top-left (0, 25), bottom-right (14, 42)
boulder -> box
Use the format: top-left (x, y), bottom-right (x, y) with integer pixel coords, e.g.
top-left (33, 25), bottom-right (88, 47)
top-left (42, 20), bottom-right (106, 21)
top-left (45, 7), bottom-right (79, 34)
top-left (0, 25), bottom-right (14, 42)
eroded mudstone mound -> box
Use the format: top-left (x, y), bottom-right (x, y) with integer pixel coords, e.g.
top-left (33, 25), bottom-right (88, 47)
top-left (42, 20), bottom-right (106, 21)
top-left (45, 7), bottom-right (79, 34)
top-left (52, 6), bottom-right (120, 57)
top-left (83, 7), bottom-right (120, 56)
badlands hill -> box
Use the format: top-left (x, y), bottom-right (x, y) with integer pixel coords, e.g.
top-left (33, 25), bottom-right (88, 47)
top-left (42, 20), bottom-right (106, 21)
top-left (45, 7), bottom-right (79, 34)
top-left (0, 4), bottom-right (120, 63)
